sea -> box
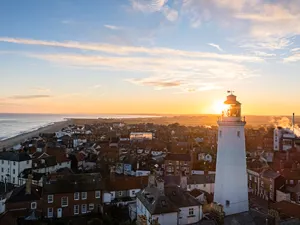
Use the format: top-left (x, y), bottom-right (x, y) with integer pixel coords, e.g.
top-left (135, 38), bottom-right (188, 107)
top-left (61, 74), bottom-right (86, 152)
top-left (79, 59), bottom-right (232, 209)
top-left (0, 113), bottom-right (160, 141)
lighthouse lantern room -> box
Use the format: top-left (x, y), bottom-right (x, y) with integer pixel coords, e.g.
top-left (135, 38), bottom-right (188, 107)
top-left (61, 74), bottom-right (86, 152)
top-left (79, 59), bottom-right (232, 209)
top-left (214, 91), bottom-right (249, 216)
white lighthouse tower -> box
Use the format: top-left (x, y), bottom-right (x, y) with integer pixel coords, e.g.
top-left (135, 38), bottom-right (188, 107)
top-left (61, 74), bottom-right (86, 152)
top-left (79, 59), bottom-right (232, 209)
top-left (214, 91), bottom-right (249, 216)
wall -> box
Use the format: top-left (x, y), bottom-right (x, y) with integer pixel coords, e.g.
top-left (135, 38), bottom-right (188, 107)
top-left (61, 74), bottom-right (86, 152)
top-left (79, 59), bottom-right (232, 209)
top-left (56, 161), bottom-right (71, 170)
top-left (214, 121), bottom-right (249, 215)
top-left (43, 190), bottom-right (101, 218)
top-left (276, 190), bottom-right (291, 202)
top-left (0, 198), bottom-right (6, 214)
top-left (178, 206), bottom-right (202, 225)
top-left (136, 170), bottom-right (150, 177)
top-left (152, 213), bottom-right (178, 225)
top-left (0, 160), bottom-right (32, 185)
top-left (188, 183), bottom-right (214, 194)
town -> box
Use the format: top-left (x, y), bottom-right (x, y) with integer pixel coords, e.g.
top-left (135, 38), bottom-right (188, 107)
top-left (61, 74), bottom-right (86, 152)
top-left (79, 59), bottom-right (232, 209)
top-left (0, 112), bottom-right (300, 224)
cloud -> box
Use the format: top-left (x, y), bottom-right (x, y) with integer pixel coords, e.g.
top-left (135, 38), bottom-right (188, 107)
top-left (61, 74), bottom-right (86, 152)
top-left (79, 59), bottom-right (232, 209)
top-left (0, 37), bottom-right (262, 62)
top-left (252, 51), bottom-right (276, 57)
top-left (129, 0), bottom-right (178, 22)
top-left (208, 43), bottom-right (224, 52)
top-left (9, 95), bottom-right (51, 100)
top-left (239, 37), bottom-right (293, 50)
top-left (130, 0), bottom-right (167, 13)
top-left (283, 52), bottom-right (300, 62)
top-left (291, 48), bottom-right (300, 52)
top-left (92, 84), bottom-right (102, 89)
top-left (179, 0), bottom-right (300, 51)
top-left (104, 24), bottom-right (122, 30)
top-left (31, 87), bottom-right (51, 93)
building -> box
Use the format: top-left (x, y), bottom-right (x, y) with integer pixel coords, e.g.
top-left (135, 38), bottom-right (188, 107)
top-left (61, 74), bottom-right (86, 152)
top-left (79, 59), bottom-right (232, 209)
top-left (0, 175), bottom-right (42, 225)
top-left (164, 153), bottom-right (191, 176)
top-left (214, 93), bottom-right (249, 215)
top-left (273, 126), bottom-right (300, 151)
top-left (42, 173), bottom-right (103, 218)
top-left (136, 174), bottom-right (203, 225)
top-left (0, 151), bottom-right (32, 185)
top-left (102, 175), bottom-right (148, 206)
top-left (130, 132), bottom-right (153, 141)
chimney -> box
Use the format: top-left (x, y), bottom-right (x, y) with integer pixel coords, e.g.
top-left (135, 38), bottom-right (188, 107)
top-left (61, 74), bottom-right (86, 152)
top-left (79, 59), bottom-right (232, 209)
top-left (156, 177), bottom-right (164, 195)
top-left (180, 171), bottom-right (187, 190)
top-left (292, 162), bottom-right (297, 171)
top-left (293, 113), bottom-right (295, 134)
top-left (148, 173), bottom-right (155, 188)
top-left (110, 166), bottom-right (115, 181)
top-left (26, 174), bottom-right (33, 195)
top-left (280, 160), bottom-right (285, 170)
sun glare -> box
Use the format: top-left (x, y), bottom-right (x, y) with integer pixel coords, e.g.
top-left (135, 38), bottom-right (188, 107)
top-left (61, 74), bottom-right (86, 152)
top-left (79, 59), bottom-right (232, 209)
top-left (213, 100), bottom-right (229, 114)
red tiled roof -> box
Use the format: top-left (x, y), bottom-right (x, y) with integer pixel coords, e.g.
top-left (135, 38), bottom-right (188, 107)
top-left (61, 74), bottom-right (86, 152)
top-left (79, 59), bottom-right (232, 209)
top-left (106, 176), bottom-right (148, 191)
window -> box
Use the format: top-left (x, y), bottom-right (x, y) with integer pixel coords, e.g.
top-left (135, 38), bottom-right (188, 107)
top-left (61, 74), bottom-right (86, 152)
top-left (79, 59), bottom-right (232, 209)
top-left (48, 195), bottom-right (53, 203)
top-left (118, 191), bottom-right (123, 196)
top-left (12, 177), bottom-right (15, 183)
top-left (61, 197), bottom-right (68, 207)
top-left (1, 176), bottom-right (3, 181)
top-left (81, 204), bottom-right (87, 214)
top-left (7, 168), bottom-right (9, 173)
top-left (249, 175), bottom-right (252, 181)
top-left (1, 168), bottom-right (3, 173)
top-left (131, 190), bottom-right (136, 195)
top-left (31, 202), bottom-right (37, 209)
top-left (74, 192), bottom-right (80, 200)
top-left (13, 169), bottom-right (15, 174)
top-left (13, 162), bottom-right (16, 166)
top-left (95, 191), bottom-right (101, 199)
top-left (89, 203), bottom-right (94, 211)
top-left (74, 205), bottom-right (79, 215)
top-left (81, 192), bottom-right (87, 200)
top-left (237, 131), bottom-right (240, 137)
top-left (189, 208), bottom-right (194, 215)
top-left (226, 200), bottom-right (230, 207)
top-left (47, 208), bottom-right (53, 218)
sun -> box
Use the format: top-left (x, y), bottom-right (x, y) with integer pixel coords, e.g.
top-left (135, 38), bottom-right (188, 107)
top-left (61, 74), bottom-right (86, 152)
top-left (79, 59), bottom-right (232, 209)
top-left (212, 100), bottom-right (229, 114)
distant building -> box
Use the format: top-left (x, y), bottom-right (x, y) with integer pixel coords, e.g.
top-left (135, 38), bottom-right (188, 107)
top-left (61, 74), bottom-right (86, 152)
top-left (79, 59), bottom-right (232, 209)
top-left (130, 132), bottom-right (153, 141)
top-left (164, 153), bottom-right (191, 176)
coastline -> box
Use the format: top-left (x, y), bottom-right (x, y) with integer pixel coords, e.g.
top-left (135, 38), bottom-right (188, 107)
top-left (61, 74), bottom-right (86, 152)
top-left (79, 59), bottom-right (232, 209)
top-left (0, 120), bottom-right (71, 150)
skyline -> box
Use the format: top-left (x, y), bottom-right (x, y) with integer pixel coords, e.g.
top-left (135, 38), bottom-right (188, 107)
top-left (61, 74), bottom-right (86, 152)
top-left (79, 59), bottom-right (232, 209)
top-left (1, 0), bottom-right (300, 115)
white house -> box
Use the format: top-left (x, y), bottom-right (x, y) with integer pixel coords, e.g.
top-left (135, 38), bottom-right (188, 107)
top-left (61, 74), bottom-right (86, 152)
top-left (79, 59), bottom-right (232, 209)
top-left (136, 175), bottom-right (203, 225)
top-left (102, 175), bottom-right (148, 206)
top-left (187, 174), bottom-right (215, 194)
top-left (0, 152), bottom-right (32, 186)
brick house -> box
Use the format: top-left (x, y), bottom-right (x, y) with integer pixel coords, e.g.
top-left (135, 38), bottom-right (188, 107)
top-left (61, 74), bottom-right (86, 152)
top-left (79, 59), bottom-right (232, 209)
top-left (0, 175), bottom-right (42, 225)
top-left (42, 173), bottom-right (103, 218)
top-left (164, 153), bottom-right (191, 176)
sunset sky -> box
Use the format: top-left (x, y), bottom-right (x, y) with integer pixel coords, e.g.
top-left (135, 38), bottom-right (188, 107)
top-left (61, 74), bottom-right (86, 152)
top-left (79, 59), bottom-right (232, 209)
top-left (1, 0), bottom-right (300, 115)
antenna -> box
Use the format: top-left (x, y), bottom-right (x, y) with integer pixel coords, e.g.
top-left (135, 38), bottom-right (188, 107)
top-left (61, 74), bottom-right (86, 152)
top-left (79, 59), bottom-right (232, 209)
top-left (292, 113), bottom-right (295, 134)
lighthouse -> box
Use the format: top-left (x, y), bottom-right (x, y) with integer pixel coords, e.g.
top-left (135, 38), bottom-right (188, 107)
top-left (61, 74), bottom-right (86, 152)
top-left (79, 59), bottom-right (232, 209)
top-left (214, 91), bottom-right (249, 216)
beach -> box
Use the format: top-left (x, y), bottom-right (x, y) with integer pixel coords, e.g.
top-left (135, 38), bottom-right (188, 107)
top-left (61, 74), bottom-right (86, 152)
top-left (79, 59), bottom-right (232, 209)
top-left (0, 120), bottom-right (71, 150)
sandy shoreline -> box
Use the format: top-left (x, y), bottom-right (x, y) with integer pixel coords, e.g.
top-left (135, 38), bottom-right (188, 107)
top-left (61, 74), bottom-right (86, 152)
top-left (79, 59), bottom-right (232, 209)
top-left (0, 120), bottom-right (71, 150)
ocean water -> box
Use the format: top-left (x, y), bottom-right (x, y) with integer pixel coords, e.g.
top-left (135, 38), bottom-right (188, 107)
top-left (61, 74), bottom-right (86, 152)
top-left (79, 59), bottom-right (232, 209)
top-left (0, 113), bottom-right (160, 141)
